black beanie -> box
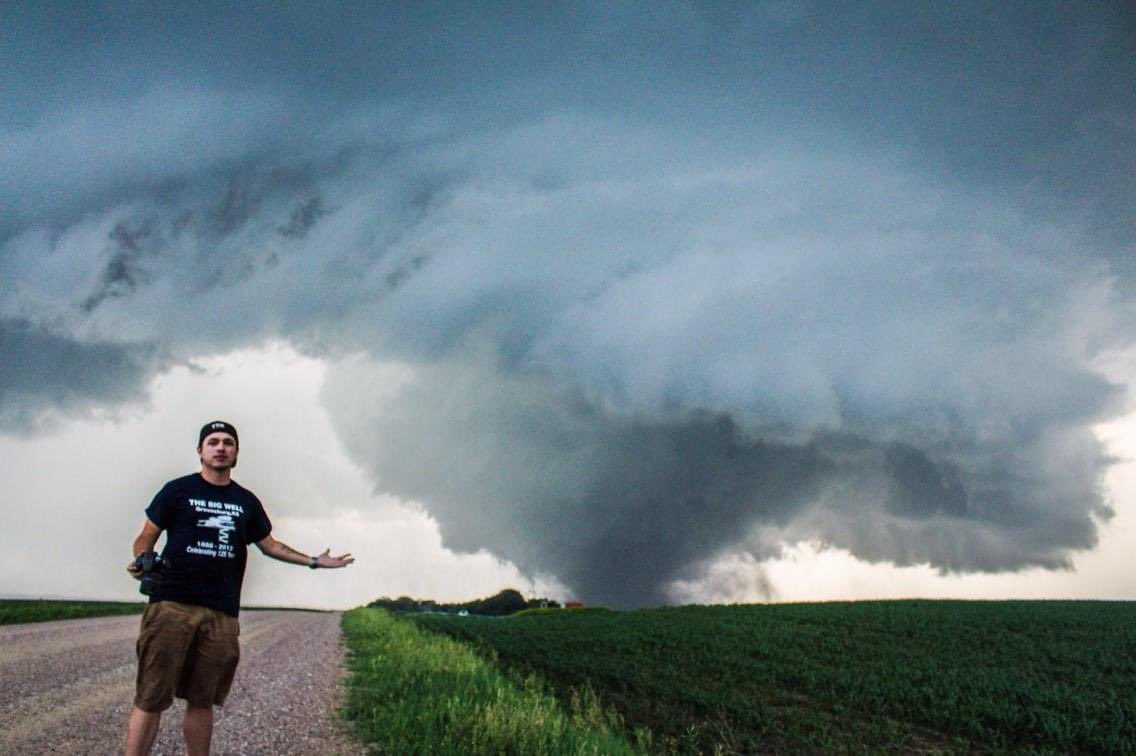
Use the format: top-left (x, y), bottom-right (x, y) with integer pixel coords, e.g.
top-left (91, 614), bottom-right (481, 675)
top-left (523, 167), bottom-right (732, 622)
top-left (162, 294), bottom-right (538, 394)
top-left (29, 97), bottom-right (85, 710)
top-left (198, 421), bottom-right (239, 448)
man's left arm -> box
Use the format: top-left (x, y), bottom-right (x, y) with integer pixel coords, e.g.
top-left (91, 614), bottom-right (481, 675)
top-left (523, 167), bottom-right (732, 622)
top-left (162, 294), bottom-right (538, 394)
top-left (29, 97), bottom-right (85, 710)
top-left (255, 534), bottom-right (354, 569)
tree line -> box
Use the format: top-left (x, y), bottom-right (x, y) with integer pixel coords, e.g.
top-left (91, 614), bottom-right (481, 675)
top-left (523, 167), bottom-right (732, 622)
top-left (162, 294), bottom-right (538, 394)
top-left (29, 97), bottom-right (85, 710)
top-left (367, 588), bottom-right (560, 616)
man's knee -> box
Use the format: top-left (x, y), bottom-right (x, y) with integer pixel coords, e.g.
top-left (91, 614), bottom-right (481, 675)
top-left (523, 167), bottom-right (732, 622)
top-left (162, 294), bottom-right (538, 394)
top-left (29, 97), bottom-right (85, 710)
top-left (184, 704), bottom-right (214, 723)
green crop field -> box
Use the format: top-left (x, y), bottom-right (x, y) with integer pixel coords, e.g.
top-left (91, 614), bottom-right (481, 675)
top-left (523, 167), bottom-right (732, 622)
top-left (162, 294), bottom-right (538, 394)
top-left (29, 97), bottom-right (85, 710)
top-left (410, 600), bottom-right (1136, 754)
top-left (0, 598), bottom-right (146, 625)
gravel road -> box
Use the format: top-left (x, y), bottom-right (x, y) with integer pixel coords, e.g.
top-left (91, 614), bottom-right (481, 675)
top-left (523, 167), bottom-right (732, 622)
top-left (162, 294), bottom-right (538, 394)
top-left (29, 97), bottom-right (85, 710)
top-left (1, 610), bottom-right (367, 755)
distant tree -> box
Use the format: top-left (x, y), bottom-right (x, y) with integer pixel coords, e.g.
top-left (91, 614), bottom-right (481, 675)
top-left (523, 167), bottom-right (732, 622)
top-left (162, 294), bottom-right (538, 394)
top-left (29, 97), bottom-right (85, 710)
top-left (368, 589), bottom-right (559, 616)
top-left (474, 589), bottom-right (527, 615)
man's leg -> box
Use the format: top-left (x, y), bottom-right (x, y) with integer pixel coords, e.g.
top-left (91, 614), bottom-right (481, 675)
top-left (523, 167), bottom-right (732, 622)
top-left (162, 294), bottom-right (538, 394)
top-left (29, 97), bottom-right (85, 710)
top-left (183, 705), bottom-right (214, 756)
top-left (132, 602), bottom-right (195, 753)
top-left (125, 706), bottom-right (161, 756)
top-left (180, 607), bottom-right (238, 755)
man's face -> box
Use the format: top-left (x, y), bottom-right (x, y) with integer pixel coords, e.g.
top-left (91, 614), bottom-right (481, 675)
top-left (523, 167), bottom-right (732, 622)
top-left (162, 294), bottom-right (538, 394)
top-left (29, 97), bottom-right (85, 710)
top-left (198, 432), bottom-right (238, 471)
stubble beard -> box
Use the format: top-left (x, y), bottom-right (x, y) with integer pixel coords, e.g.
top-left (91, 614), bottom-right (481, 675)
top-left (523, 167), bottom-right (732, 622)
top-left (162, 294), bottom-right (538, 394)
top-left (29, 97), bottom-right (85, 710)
top-left (201, 455), bottom-right (237, 472)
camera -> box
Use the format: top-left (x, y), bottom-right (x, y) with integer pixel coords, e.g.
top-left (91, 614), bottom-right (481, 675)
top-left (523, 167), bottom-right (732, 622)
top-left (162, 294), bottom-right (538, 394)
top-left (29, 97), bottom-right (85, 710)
top-left (133, 551), bottom-right (172, 596)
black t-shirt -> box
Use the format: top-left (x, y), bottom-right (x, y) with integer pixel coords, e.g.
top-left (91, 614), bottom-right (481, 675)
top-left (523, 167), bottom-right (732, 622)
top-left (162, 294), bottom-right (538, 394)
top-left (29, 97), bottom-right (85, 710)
top-left (145, 473), bottom-right (273, 617)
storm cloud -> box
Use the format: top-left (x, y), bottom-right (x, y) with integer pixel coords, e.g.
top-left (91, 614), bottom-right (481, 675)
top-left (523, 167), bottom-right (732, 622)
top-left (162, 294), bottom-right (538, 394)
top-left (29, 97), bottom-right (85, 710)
top-left (2, 2), bottom-right (1133, 605)
top-left (0, 317), bottom-right (161, 433)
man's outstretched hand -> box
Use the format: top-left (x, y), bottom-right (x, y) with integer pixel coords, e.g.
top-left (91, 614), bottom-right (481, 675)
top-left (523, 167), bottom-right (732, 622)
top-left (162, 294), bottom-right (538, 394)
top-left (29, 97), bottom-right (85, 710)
top-left (313, 548), bottom-right (354, 569)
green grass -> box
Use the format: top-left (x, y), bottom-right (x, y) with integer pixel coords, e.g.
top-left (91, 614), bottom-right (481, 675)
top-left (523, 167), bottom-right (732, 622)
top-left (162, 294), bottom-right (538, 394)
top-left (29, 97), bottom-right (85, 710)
top-left (0, 599), bottom-right (333, 626)
top-left (413, 600), bottom-right (1136, 754)
top-left (0, 599), bottom-right (146, 625)
top-left (340, 607), bottom-right (644, 755)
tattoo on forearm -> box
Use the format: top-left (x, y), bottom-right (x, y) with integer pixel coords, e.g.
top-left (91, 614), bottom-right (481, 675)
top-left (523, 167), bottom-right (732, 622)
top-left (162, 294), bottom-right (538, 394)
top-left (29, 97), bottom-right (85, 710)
top-left (278, 543), bottom-right (306, 560)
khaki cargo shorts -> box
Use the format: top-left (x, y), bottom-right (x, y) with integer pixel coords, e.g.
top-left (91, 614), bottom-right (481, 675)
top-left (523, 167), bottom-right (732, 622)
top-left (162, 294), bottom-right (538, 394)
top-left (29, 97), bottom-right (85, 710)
top-left (134, 600), bottom-right (240, 712)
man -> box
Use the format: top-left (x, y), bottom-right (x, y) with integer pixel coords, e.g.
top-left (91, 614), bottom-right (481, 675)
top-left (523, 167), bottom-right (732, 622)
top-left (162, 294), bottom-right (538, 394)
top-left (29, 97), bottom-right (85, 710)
top-left (124, 421), bottom-right (354, 756)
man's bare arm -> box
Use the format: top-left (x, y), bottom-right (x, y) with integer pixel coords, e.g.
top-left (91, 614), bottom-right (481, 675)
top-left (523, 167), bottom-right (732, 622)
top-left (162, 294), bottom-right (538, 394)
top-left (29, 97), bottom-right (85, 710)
top-left (126, 519), bottom-right (163, 579)
top-left (255, 533), bottom-right (354, 569)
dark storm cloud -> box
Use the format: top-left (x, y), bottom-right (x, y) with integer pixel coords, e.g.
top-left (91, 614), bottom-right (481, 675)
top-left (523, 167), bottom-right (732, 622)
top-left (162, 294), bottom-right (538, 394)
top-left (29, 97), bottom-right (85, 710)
top-left (322, 337), bottom-right (1119, 607)
top-left (81, 218), bottom-right (156, 312)
top-left (4, 2), bottom-right (1133, 250)
top-left (321, 353), bottom-right (831, 606)
top-left (0, 318), bottom-right (161, 432)
top-left (3, 2), bottom-right (1134, 604)
top-left (278, 197), bottom-right (328, 239)
top-left (883, 444), bottom-right (969, 520)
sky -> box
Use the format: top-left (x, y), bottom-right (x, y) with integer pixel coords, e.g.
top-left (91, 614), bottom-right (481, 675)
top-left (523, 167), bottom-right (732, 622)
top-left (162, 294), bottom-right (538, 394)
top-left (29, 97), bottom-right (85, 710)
top-left (2, 2), bottom-right (1134, 609)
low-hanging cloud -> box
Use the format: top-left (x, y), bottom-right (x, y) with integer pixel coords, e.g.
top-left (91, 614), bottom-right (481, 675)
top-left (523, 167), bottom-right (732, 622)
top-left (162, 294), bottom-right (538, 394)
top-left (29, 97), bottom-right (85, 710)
top-left (308, 133), bottom-right (1124, 606)
top-left (0, 317), bottom-right (162, 434)
top-left (2, 2), bottom-right (1133, 605)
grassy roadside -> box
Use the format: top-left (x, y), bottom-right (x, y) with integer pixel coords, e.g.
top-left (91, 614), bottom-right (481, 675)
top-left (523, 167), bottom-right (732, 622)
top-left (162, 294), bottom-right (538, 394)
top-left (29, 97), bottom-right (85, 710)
top-left (340, 607), bottom-right (644, 755)
top-left (0, 599), bottom-right (146, 625)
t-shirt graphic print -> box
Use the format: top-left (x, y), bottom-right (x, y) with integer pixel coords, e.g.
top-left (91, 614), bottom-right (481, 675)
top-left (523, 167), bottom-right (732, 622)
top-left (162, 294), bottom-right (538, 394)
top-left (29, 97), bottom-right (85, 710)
top-left (145, 473), bottom-right (272, 616)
